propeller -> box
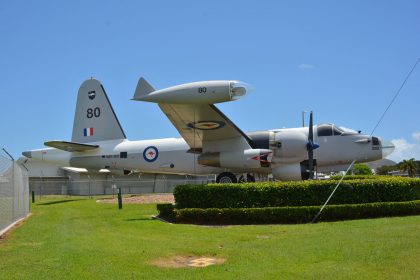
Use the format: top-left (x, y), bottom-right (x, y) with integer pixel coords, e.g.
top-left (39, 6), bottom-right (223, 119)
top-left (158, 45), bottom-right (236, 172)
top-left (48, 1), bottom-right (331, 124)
top-left (306, 111), bottom-right (320, 179)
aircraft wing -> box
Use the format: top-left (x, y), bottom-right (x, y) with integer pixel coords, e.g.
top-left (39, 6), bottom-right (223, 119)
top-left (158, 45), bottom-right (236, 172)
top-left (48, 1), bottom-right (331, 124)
top-left (44, 141), bottom-right (99, 152)
top-left (158, 103), bottom-right (254, 152)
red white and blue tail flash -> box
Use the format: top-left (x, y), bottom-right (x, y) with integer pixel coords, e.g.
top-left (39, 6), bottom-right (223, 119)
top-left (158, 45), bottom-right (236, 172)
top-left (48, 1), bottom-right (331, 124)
top-left (83, 127), bottom-right (94, 137)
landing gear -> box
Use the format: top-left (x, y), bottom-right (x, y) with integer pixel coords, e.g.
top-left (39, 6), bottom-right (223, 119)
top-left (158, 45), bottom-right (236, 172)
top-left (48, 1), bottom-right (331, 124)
top-left (238, 173), bottom-right (256, 183)
top-left (215, 172), bottom-right (256, 183)
top-left (216, 172), bottom-right (237, 183)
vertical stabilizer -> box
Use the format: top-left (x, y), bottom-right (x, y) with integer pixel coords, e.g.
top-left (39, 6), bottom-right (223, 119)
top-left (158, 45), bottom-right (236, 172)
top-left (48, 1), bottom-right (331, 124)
top-left (71, 78), bottom-right (126, 143)
top-left (133, 77), bottom-right (155, 100)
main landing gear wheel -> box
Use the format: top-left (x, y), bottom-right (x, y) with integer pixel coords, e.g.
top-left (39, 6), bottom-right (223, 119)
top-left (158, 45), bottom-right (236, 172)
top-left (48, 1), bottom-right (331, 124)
top-left (238, 174), bottom-right (256, 183)
top-left (216, 172), bottom-right (237, 183)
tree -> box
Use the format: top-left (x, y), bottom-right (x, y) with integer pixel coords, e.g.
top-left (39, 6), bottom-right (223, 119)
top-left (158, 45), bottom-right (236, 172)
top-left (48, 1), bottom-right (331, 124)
top-left (399, 158), bottom-right (417, 177)
top-left (353, 163), bottom-right (373, 175)
top-left (376, 165), bottom-right (397, 175)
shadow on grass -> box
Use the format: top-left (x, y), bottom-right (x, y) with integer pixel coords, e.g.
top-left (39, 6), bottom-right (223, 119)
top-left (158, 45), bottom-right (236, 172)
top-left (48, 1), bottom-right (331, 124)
top-left (124, 217), bottom-right (155, 222)
top-left (37, 199), bottom-right (87, 206)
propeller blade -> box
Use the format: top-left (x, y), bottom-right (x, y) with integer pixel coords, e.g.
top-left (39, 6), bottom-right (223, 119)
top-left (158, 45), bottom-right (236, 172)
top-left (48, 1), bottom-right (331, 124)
top-left (308, 111), bottom-right (315, 179)
top-left (309, 111), bottom-right (313, 142)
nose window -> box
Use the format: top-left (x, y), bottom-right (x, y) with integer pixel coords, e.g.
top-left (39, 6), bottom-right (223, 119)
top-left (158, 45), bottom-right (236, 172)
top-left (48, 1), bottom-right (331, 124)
top-left (372, 137), bottom-right (380, 146)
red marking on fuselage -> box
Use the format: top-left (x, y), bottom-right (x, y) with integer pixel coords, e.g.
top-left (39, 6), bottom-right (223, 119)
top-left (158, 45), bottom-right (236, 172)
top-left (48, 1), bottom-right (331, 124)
top-left (251, 152), bottom-right (272, 163)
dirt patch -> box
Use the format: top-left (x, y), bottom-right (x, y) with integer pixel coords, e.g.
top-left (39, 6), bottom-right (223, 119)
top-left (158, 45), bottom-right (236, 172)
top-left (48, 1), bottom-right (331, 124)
top-left (97, 194), bottom-right (174, 204)
top-left (151, 255), bottom-right (225, 268)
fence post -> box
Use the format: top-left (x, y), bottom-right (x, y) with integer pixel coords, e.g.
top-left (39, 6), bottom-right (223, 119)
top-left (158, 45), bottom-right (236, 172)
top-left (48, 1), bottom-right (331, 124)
top-left (88, 175), bottom-right (92, 199)
top-left (117, 187), bottom-right (122, 209)
top-left (153, 174), bottom-right (157, 193)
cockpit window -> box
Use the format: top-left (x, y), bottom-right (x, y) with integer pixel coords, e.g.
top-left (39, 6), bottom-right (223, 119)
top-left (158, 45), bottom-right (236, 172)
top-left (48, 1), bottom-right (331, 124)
top-left (317, 124), bottom-right (333, 136)
top-left (333, 126), bottom-right (344, 136)
top-left (339, 126), bottom-right (359, 135)
top-left (317, 124), bottom-right (345, 136)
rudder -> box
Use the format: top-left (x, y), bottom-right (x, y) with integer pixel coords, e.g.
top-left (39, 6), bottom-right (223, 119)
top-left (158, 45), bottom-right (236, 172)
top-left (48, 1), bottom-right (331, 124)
top-left (71, 78), bottom-right (126, 143)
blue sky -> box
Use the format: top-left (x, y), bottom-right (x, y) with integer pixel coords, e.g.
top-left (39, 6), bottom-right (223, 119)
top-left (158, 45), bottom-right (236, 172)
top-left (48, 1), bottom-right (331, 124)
top-left (1, 1), bottom-right (419, 162)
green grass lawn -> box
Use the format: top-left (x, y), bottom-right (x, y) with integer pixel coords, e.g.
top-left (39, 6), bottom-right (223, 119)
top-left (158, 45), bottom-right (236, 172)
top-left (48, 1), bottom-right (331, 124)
top-left (1, 196), bottom-right (419, 280)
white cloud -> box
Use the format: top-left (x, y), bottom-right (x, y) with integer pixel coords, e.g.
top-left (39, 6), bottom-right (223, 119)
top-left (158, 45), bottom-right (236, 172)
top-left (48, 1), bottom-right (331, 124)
top-left (388, 138), bottom-right (420, 162)
top-left (412, 131), bottom-right (420, 141)
top-left (298, 63), bottom-right (315, 70)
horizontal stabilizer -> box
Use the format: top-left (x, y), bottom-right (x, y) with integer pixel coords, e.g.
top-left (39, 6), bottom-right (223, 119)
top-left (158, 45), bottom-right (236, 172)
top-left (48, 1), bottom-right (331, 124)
top-left (44, 141), bottom-right (99, 152)
top-left (133, 77), bottom-right (155, 100)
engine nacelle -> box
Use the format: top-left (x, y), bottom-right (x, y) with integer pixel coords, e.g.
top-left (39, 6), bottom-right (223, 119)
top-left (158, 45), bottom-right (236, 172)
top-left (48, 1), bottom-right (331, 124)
top-left (133, 79), bottom-right (247, 104)
top-left (272, 163), bottom-right (309, 181)
top-left (273, 130), bottom-right (308, 163)
top-left (198, 149), bottom-right (273, 169)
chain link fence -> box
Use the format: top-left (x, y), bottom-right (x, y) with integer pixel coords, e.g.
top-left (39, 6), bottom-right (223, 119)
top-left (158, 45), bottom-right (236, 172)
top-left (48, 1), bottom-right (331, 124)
top-left (29, 176), bottom-right (214, 197)
top-left (0, 149), bottom-right (29, 235)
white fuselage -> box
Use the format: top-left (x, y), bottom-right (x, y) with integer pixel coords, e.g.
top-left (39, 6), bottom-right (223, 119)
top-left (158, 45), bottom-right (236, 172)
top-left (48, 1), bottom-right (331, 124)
top-left (26, 125), bottom-right (392, 178)
top-left (29, 138), bottom-right (222, 175)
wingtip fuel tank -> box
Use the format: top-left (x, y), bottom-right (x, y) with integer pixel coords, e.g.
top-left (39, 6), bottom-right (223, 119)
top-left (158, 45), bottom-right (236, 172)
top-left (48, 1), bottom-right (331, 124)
top-left (133, 78), bottom-right (249, 104)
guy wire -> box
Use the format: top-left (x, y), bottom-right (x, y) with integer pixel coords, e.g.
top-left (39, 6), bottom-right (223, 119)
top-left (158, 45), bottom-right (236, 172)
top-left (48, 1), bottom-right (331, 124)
top-left (311, 58), bottom-right (420, 223)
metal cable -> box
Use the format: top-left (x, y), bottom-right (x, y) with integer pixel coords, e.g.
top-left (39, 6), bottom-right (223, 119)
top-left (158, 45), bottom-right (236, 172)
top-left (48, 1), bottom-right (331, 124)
top-left (311, 58), bottom-right (420, 223)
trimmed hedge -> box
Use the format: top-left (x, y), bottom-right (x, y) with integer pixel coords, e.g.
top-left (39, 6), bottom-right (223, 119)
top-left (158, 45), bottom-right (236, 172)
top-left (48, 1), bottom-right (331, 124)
top-left (156, 203), bottom-right (175, 221)
top-left (173, 177), bottom-right (420, 209)
top-left (329, 175), bottom-right (389, 180)
top-left (158, 200), bottom-right (420, 225)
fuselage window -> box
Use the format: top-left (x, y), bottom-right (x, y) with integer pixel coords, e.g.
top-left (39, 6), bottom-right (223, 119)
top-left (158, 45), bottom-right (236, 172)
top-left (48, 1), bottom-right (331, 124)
top-left (120, 152), bottom-right (128, 158)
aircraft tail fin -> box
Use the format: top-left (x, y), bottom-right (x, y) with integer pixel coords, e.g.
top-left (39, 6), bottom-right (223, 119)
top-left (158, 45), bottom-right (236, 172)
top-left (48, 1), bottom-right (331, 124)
top-left (71, 78), bottom-right (126, 143)
top-left (133, 77), bottom-right (155, 100)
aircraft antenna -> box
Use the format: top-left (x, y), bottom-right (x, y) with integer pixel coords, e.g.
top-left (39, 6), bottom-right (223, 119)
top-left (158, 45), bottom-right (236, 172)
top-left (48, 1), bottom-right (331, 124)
top-left (302, 110), bottom-right (308, 127)
top-left (311, 57), bottom-right (420, 223)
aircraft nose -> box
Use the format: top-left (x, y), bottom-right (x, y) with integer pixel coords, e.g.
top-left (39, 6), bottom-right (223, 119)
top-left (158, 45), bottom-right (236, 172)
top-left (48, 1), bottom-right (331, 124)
top-left (381, 140), bottom-right (395, 158)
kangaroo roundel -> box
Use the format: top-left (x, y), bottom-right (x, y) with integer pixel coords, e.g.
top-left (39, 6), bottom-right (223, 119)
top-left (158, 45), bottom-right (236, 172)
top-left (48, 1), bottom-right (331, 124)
top-left (143, 146), bottom-right (158, 162)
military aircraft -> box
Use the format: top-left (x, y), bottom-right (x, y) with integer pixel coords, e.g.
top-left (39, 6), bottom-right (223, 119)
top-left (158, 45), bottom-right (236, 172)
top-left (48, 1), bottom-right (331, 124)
top-left (22, 78), bottom-right (395, 182)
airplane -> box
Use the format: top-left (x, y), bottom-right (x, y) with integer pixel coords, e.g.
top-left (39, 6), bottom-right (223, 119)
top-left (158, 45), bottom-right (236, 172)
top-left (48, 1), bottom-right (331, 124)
top-left (22, 77), bottom-right (395, 183)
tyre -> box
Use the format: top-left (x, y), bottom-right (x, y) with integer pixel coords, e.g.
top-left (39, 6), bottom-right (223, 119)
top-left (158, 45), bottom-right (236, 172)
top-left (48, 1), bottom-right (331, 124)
top-left (216, 172), bottom-right (237, 183)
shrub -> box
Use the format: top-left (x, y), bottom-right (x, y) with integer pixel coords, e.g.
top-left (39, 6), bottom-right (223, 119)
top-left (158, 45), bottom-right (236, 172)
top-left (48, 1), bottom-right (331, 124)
top-left (171, 200), bottom-right (420, 225)
top-left (329, 175), bottom-right (385, 180)
top-left (156, 203), bottom-right (175, 222)
top-left (173, 177), bottom-right (420, 209)
top-left (353, 164), bottom-right (373, 175)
